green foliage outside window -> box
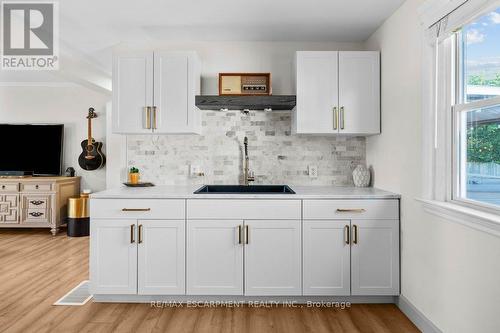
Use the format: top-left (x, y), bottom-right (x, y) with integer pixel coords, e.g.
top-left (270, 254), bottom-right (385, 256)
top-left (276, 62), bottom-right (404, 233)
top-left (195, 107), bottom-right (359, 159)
top-left (467, 123), bottom-right (500, 163)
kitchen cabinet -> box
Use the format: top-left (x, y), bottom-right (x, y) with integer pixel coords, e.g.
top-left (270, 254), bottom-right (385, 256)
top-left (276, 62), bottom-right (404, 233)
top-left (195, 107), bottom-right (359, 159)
top-left (90, 219), bottom-right (138, 294)
top-left (187, 220), bottom-right (243, 295)
top-left (303, 220), bottom-right (350, 296)
top-left (302, 200), bottom-right (399, 296)
top-left (294, 51), bottom-right (380, 135)
top-left (244, 220), bottom-right (301, 296)
top-left (138, 220), bottom-right (185, 295)
top-left (351, 219), bottom-right (399, 295)
top-left (187, 219), bottom-right (301, 296)
top-left (112, 51), bottom-right (201, 134)
top-left (90, 219), bottom-right (185, 295)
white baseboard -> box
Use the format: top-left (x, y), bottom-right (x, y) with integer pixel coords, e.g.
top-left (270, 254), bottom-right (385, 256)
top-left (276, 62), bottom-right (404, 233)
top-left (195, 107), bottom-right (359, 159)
top-left (397, 295), bottom-right (442, 333)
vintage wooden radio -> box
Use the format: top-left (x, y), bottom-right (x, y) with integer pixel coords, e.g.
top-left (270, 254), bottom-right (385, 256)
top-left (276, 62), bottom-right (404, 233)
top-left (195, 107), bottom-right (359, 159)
top-left (218, 73), bottom-right (271, 96)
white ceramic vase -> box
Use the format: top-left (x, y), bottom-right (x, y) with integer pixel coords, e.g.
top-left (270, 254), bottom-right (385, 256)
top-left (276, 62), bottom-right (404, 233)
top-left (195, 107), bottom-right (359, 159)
top-left (352, 164), bottom-right (371, 187)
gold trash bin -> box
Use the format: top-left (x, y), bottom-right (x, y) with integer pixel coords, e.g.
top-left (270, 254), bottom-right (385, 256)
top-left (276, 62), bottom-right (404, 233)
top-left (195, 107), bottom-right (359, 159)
top-left (67, 194), bottom-right (89, 237)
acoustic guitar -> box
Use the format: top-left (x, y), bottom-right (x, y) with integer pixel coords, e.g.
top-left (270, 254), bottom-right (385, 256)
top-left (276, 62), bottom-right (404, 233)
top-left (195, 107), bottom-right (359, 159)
top-left (78, 107), bottom-right (106, 171)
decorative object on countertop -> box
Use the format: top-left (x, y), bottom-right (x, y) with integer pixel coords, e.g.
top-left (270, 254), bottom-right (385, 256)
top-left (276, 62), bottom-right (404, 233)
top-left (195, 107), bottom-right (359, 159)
top-left (352, 164), bottom-right (371, 187)
top-left (219, 73), bottom-right (271, 96)
top-left (78, 107), bottom-right (106, 171)
top-left (128, 167), bottom-right (140, 184)
top-left (123, 182), bottom-right (155, 187)
top-left (65, 167), bottom-right (76, 177)
top-left (67, 193), bottom-right (90, 237)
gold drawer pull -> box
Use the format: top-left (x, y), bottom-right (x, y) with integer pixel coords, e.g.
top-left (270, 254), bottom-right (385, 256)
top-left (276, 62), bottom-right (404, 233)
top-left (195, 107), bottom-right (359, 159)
top-left (122, 208), bottom-right (151, 212)
top-left (336, 208), bottom-right (366, 213)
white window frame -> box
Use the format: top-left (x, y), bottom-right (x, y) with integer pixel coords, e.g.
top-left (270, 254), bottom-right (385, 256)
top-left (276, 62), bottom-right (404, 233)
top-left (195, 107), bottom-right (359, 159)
top-left (419, 0), bottom-right (500, 237)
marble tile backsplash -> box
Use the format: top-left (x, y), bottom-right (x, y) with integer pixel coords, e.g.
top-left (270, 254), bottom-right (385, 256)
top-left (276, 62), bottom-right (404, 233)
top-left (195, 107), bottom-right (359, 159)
top-left (127, 111), bottom-right (365, 186)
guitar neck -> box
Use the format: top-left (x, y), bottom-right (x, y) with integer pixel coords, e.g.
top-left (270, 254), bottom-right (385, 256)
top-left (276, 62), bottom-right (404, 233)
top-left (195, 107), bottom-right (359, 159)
top-left (87, 117), bottom-right (92, 145)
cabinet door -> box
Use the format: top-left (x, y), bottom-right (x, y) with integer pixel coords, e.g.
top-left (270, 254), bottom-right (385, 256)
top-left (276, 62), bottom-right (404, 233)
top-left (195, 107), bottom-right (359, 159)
top-left (303, 220), bottom-right (350, 296)
top-left (112, 52), bottom-right (154, 134)
top-left (138, 220), bottom-right (185, 295)
top-left (90, 219), bottom-right (137, 294)
top-left (338, 51), bottom-right (380, 135)
top-left (154, 51), bottom-right (201, 134)
top-left (294, 51), bottom-right (338, 134)
top-left (187, 220), bottom-right (243, 295)
top-left (351, 219), bottom-right (399, 295)
top-left (244, 220), bottom-right (301, 296)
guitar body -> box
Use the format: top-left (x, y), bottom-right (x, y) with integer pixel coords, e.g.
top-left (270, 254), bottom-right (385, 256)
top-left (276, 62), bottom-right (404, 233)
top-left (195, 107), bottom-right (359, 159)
top-left (78, 107), bottom-right (106, 171)
top-left (78, 139), bottom-right (105, 171)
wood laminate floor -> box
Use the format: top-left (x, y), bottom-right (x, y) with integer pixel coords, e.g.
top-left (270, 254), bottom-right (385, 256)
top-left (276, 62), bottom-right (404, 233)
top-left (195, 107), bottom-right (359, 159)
top-left (0, 229), bottom-right (420, 333)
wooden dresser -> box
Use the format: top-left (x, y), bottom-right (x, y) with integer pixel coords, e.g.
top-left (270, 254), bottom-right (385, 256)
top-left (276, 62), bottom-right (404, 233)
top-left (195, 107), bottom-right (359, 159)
top-left (0, 177), bottom-right (80, 235)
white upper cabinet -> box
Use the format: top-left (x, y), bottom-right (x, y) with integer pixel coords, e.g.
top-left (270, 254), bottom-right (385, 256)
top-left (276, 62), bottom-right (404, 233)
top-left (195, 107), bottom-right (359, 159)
top-left (294, 51), bottom-right (338, 134)
top-left (154, 52), bottom-right (201, 134)
top-left (113, 51), bottom-right (201, 134)
top-left (112, 53), bottom-right (153, 134)
top-left (294, 51), bottom-right (380, 135)
top-left (338, 52), bottom-right (380, 135)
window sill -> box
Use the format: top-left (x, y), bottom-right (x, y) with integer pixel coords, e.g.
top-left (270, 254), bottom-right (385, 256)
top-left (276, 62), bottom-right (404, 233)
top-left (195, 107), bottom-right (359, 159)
top-left (416, 199), bottom-right (500, 237)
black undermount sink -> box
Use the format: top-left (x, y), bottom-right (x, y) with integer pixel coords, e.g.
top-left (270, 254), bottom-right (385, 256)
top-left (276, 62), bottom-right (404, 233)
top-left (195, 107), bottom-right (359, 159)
top-left (194, 185), bottom-right (295, 194)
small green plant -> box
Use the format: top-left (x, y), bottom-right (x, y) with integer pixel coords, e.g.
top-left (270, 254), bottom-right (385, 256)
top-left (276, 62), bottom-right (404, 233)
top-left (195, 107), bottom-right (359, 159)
top-left (129, 167), bottom-right (139, 173)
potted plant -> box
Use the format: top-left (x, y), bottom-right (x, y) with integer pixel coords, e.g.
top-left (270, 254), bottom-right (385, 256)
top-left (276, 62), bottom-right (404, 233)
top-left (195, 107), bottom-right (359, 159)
top-left (128, 167), bottom-right (140, 184)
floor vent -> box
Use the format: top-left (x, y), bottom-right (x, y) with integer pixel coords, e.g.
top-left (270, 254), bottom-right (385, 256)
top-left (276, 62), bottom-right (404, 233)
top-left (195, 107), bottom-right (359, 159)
top-left (54, 280), bottom-right (92, 306)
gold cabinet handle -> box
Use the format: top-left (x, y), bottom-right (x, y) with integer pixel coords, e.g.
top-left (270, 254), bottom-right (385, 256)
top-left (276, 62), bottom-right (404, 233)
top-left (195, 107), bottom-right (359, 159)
top-left (344, 225), bottom-right (350, 245)
top-left (130, 224), bottom-right (135, 243)
top-left (340, 106), bottom-right (345, 130)
top-left (144, 107), bottom-right (151, 129)
top-left (238, 225), bottom-right (242, 244)
top-left (333, 107), bottom-right (338, 130)
top-left (122, 208), bottom-right (151, 212)
top-left (352, 225), bottom-right (358, 244)
top-left (336, 208), bottom-right (366, 213)
top-left (152, 106), bottom-right (157, 129)
top-left (138, 224), bottom-right (143, 244)
top-left (245, 225), bottom-right (249, 244)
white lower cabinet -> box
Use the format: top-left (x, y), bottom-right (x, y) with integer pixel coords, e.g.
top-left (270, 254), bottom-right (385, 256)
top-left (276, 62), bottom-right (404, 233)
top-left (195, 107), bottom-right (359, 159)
top-left (303, 220), bottom-right (351, 296)
top-left (351, 219), bottom-right (399, 295)
top-left (90, 219), bottom-right (185, 295)
top-left (138, 220), bottom-right (185, 295)
top-left (187, 220), bottom-right (243, 295)
top-left (186, 219), bottom-right (301, 296)
top-left (244, 220), bottom-right (302, 296)
top-left (90, 219), bottom-right (138, 294)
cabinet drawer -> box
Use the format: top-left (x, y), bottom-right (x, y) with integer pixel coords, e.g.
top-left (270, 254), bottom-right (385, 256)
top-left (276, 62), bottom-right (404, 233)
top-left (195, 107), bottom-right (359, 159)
top-left (187, 199), bottom-right (301, 219)
top-left (23, 208), bottom-right (50, 223)
top-left (21, 183), bottom-right (52, 192)
top-left (303, 199), bottom-right (399, 220)
top-left (91, 199), bottom-right (185, 219)
top-left (23, 195), bottom-right (50, 209)
top-left (0, 183), bottom-right (19, 192)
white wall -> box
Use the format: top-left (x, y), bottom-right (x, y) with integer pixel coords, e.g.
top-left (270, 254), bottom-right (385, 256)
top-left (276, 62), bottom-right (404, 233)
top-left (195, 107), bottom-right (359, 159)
top-left (0, 85), bottom-right (111, 191)
top-left (364, 0), bottom-right (500, 332)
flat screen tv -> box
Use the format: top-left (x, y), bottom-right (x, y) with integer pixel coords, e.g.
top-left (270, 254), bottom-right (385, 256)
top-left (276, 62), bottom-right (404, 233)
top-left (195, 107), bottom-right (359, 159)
top-left (0, 124), bottom-right (64, 176)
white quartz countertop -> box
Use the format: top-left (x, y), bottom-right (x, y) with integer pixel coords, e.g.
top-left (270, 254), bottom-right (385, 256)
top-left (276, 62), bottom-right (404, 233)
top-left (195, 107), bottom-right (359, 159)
top-left (91, 185), bottom-right (400, 199)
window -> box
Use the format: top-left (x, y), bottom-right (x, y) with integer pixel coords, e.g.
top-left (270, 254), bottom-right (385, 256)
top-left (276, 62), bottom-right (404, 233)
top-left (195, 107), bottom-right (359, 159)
top-left (453, 7), bottom-right (500, 210)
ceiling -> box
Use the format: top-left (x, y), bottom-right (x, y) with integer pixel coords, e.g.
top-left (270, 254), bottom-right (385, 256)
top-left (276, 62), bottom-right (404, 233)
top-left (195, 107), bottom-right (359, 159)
top-left (1, 0), bottom-right (405, 85)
